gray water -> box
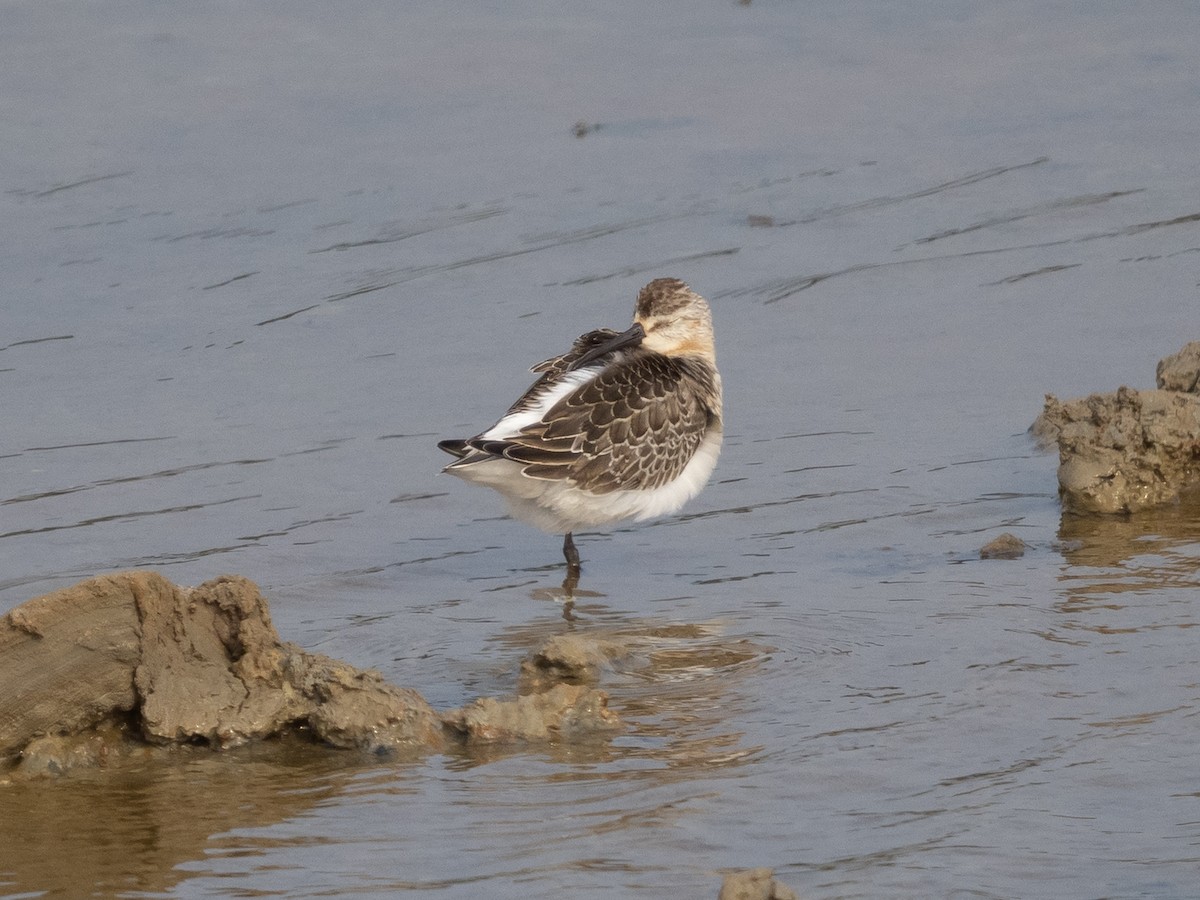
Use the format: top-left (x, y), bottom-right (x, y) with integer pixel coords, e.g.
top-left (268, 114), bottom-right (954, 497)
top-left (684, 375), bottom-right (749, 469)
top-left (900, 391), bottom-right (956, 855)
top-left (3, 1), bottom-right (1200, 897)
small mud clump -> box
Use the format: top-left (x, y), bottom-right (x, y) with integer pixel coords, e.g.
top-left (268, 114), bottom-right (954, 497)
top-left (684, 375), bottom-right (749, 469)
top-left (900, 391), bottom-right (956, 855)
top-left (718, 867), bottom-right (799, 900)
top-left (980, 532), bottom-right (1027, 559)
top-left (1156, 340), bottom-right (1200, 393)
top-left (442, 683), bottom-right (620, 743)
top-left (518, 632), bottom-right (628, 690)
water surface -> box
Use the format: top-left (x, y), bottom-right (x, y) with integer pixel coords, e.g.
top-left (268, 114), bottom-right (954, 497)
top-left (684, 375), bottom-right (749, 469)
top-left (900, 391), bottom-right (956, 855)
top-left (3, 1), bottom-right (1199, 897)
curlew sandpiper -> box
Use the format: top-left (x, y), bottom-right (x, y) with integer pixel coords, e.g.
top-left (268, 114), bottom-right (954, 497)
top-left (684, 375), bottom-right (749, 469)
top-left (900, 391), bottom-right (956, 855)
top-left (438, 277), bottom-right (723, 583)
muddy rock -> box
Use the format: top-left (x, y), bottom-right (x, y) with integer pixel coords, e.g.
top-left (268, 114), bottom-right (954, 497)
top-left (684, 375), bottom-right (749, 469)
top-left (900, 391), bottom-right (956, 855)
top-left (443, 683), bottom-right (621, 743)
top-left (1032, 341), bottom-right (1200, 513)
top-left (0, 572), bottom-right (444, 772)
top-left (297, 655), bottom-right (444, 753)
top-left (718, 867), bottom-right (799, 900)
top-left (1155, 340), bottom-right (1200, 393)
top-left (980, 532), bottom-right (1027, 559)
top-left (1035, 386), bottom-right (1200, 513)
top-left (519, 633), bottom-right (629, 690)
top-left (1, 573), bottom-right (142, 761)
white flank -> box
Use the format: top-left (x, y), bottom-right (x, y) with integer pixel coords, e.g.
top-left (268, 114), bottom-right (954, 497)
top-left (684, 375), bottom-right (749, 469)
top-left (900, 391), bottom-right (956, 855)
top-left (446, 427), bottom-right (723, 534)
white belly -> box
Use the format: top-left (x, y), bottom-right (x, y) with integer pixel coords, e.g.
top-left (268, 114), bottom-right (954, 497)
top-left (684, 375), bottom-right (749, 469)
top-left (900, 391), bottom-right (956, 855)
top-left (447, 428), bottom-right (723, 534)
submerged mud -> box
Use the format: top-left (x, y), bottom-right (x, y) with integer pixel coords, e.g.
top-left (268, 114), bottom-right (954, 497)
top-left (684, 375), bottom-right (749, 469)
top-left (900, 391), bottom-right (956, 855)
top-left (1033, 341), bottom-right (1200, 514)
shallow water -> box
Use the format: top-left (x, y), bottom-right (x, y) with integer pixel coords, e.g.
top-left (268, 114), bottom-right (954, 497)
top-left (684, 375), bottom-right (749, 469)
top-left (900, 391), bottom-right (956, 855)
top-left (3, 1), bottom-right (1200, 897)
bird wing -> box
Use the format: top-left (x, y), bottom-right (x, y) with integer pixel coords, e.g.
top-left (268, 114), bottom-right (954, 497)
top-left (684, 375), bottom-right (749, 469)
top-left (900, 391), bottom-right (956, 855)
top-left (495, 353), bottom-right (714, 494)
top-left (438, 329), bottom-right (620, 465)
top-left (504, 328), bottom-right (620, 418)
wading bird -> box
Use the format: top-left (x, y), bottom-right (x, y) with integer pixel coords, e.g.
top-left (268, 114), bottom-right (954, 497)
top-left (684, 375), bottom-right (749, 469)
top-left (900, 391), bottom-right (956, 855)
top-left (438, 277), bottom-right (722, 589)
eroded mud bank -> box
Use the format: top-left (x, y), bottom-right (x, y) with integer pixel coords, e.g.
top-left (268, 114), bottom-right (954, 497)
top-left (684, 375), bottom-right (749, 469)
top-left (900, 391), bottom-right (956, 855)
top-left (1033, 341), bottom-right (1200, 513)
top-left (0, 571), bottom-right (619, 777)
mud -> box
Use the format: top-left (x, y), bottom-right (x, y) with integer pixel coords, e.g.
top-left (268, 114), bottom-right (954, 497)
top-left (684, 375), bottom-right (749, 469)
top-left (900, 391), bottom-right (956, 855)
top-left (443, 683), bottom-right (620, 743)
top-left (1155, 340), bottom-right (1200, 393)
top-left (980, 532), bottom-right (1027, 559)
top-left (1033, 341), bottom-right (1200, 514)
top-left (0, 572), bottom-right (624, 777)
top-left (718, 868), bottom-right (799, 900)
top-left (519, 632), bottom-right (631, 690)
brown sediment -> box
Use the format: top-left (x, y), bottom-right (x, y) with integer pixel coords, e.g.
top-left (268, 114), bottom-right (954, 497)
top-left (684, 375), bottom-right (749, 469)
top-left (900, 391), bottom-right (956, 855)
top-left (718, 867), bottom-right (800, 900)
top-left (980, 532), bottom-right (1027, 559)
top-left (518, 632), bottom-right (630, 689)
top-left (442, 683), bottom-right (620, 743)
top-left (1155, 340), bottom-right (1200, 394)
top-left (0, 571), bottom-right (624, 778)
top-left (1, 564), bottom-right (775, 781)
top-left (444, 633), bottom-right (629, 743)
top-left (1032, 341), bottom-right (1200, 514)
top-left (0, 572), bottom-right (443, 774)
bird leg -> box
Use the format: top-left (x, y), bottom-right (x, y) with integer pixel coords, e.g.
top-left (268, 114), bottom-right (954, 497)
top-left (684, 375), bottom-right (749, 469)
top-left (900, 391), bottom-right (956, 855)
top-left (560, 532), bottom-right (581, 618)
top-left (562, 532), bottom-right (581, 576)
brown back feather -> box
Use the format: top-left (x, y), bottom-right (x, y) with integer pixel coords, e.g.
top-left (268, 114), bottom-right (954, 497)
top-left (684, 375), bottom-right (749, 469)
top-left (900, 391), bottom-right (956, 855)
top-left (503, 351), bottom-right (719, 493)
